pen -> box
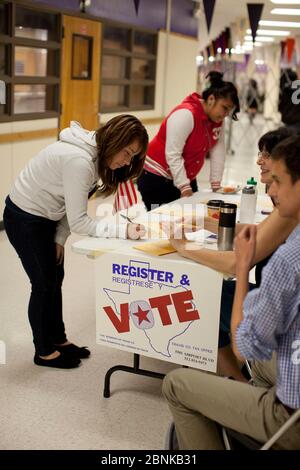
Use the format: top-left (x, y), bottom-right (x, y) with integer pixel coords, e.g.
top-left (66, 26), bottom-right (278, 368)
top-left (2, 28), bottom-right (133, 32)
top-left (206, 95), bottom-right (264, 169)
top-left (120, 214), bottom-right (134, 223)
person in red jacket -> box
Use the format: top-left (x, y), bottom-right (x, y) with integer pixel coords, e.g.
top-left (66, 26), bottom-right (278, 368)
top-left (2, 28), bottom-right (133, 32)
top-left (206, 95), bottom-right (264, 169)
top-left (137, 71), bottom-right (240, 211)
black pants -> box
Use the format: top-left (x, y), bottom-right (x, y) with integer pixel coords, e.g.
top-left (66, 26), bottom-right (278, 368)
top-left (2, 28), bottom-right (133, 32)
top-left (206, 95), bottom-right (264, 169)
top-left (137, 170), bottom-right (198, 211)
top-left (3, 197), bottom-right (67, 356)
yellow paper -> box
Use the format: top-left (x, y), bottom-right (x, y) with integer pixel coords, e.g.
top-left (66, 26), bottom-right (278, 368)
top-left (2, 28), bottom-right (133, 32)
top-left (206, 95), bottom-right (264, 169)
top-left (133, 240), bottom-right (177, 256)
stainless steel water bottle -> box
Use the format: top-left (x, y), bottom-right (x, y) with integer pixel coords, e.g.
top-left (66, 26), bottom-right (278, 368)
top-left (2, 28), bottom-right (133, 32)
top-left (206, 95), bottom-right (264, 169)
top-left (217, 203), bottom-right (237, 251)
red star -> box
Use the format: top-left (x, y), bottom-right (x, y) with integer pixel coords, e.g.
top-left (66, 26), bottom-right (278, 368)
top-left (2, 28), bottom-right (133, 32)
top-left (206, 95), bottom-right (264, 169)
top-left (133, 306), bottom-right (151, 325)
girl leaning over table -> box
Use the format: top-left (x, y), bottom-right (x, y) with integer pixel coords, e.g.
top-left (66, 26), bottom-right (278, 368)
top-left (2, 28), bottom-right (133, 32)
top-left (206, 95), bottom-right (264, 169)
top-left (3, 115), bottom-right (148, 369)
top-left (137, 71), bottom-right (240, 211)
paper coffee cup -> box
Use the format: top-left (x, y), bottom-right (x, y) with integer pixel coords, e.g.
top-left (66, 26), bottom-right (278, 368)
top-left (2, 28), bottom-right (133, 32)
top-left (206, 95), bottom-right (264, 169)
top-left (206, 200), bottom-right (223, 219)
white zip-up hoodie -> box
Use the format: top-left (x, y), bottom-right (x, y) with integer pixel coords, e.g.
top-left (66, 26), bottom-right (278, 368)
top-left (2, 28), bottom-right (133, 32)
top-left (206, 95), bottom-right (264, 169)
top-left (9, 121), bottom-right (127, 246)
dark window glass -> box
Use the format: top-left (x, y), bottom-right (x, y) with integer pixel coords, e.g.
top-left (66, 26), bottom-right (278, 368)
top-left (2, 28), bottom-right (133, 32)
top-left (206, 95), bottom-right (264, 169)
top-left (0, 45), bottom-right (8, 75)
top-left (0, 3), bottom-right (8, 35)
top-left (14, 84), bottom-right (58, 114)
top-left (133, 31), bottom-right (155, 54)
top-left (15, 6), bottom-right (58, 41)
top-left (102, 55), bottom-right (128, 80)
top-left (101, 25), bottom-right (156, 111)
top-left (132, 58), bottom-right (155, 80)
top-left (72, 35), bottom-right (92, 79)
top-left (101, 85), bottom-right (128, 108)
top-left (131, 85), bottom-right (154, 107)
top-left (103, 26), bottom-right (130, 51)
top-left (0, 81), bottom-right (8, 114)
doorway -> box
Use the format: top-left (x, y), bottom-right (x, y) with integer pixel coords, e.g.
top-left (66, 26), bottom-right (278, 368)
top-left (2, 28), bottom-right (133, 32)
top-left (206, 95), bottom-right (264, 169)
top-left (60, 15), bottom-right (101, 131)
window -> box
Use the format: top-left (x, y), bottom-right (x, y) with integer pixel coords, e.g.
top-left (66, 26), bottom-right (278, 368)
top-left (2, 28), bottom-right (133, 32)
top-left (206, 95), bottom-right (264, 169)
top-left (103, 26), bottom-right (130, 52)
top-left (14, 46), bottom-right (56, 77)
top-left (101, 24), bottom-right (157, 112)
top-left (13, 84), bottom-right (58, 114)
top-left (72, 34), bottom-right (92, 80)
top-left (0, 45), bottom-right (8, 75)
top-left (14, 5), bottom-right (58, 41)
top-left (0, 3), bottom-right (9, 36)
top-left (0, 2), bottom-right (61, 121)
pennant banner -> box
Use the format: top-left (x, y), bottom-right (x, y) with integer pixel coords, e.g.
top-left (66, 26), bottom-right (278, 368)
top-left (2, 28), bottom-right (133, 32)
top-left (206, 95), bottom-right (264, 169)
top-left (221, 30), bottom-right (227, 53)
top-left (225, 27), bottom-right (232, 51)
top-left (216, 34), bottom-right (222, 53)
top-left (113, 180), bottom-right (138, 214)
top-left (280, 40), bottom-right (286, 61)
top-left (286, 37), bottom-right (295, 64)
top-left (244, 53), bottom-right (251, 66)
top-left (211, 40), bottom-right (216, 56)
top-left (295, 36), bottom-right (300, 66)
top-left (247, 3), bottom-right (264, 42)
top-left (133, 0), bottom-right (140, 15)
top-left (203, 0), bottom-right (216, 34)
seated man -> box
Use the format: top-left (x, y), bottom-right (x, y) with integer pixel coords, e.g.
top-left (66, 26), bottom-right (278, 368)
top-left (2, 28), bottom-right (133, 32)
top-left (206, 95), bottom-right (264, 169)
top-left (171, 127), bottom-right (296, 381)
top-left (162, 135), bottom-right (300, 449)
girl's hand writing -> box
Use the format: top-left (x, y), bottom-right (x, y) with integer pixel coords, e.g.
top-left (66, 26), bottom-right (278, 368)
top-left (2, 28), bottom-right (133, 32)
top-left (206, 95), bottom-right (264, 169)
top-left (127, 223), bottom-right (146, 240)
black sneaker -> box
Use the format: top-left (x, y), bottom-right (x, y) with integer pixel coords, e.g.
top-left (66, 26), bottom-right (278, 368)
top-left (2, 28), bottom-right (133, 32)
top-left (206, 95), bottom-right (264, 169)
top-left (34, 353), bottom-right (81, 369)
top-left (55, 343), bottom-right (91, 359)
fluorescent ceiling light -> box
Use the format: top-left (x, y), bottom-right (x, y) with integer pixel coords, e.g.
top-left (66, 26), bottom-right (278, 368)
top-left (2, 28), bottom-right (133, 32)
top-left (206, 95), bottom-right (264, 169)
top-left (259, 20), bottom-right (300, 27)
top-left (271, 8), bottom-right (300, 15)
top-left (246, 28), bottom-right (290, 36)
top-left (271, 0), bottom-right (300, 4)
top-left (244, 41), bottom-right (262, 47)
top-left (244, 35), bottom-right (274, 42)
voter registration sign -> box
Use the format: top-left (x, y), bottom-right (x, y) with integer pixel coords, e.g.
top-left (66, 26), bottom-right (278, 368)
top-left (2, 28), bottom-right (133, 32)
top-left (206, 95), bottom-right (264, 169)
top-left (95, 252), bottom-right (223, 372)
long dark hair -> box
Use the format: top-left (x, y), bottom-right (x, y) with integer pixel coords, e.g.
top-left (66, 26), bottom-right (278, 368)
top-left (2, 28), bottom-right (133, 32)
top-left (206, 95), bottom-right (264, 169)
top-left (202, 71), bottom-right (240, 121)
top-left (96, 115), bottom-right (148, 196)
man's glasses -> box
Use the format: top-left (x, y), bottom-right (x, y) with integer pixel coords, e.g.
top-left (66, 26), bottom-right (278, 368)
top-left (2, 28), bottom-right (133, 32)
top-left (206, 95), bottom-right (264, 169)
top-left (257, 150), bottom-right (271, 160)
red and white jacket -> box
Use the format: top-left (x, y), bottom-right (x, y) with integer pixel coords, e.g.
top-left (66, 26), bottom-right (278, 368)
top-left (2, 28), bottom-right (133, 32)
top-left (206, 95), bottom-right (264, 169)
top-left (144, 93), bottom-right (225, 192)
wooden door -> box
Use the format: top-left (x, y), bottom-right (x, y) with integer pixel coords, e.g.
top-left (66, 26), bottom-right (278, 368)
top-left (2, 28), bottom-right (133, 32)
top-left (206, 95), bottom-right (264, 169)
top-left (60, 15), bottom-right (101, 131)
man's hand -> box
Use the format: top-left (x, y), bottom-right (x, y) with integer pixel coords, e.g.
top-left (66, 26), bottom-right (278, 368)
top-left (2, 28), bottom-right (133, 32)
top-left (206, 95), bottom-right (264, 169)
top-left (56, 243), bottom-right (64, 265)
top-left (234, 225), bottom-right (257, 272)
top-left (160, 220), bottom-right (196, 253)
top-left (127, 223), bottom-right (146, 240)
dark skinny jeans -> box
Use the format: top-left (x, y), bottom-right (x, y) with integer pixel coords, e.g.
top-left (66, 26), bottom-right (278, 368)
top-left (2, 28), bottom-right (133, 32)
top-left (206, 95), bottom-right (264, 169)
top-left (137, 170), bottom-right (198, 211)
top-left (3, 197), bottom-right (67, 356)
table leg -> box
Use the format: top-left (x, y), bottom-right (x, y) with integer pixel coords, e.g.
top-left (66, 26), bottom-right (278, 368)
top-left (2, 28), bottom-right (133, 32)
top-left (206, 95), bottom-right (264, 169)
top-left (103, 353), bottom-right (165, 398)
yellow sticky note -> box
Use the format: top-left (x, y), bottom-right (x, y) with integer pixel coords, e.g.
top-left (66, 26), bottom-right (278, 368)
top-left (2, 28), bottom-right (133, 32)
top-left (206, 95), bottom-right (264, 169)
top-left (133, 241), bottom-right (177, 256)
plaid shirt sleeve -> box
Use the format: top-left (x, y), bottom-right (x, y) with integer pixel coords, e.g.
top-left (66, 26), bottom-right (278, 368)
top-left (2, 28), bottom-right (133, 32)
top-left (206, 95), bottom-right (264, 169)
top-left (236, 252), bottom-right (299, 361)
